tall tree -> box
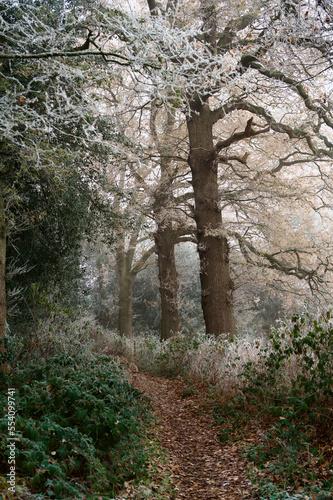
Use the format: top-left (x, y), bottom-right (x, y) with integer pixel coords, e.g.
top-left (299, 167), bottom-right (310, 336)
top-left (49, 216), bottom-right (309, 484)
top-left (98, 78), bottom-right (193, 339)
top-left (151, 107), bottom-right (180, 339)
top-left (141, 0), bottom-right (333, 335)
top-left (0, 0), bottom-right (110, 350)
top-left (150, 103), bottom-right (195, 339)
top-left (111, 168), bottom-right (155, 337)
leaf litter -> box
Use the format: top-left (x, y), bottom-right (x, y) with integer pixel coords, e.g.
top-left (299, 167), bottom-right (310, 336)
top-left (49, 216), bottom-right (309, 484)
top-left (118, 367), bottom-right (258, 500)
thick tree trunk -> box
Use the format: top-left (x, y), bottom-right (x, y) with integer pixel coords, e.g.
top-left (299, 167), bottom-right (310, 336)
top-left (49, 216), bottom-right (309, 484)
top-left (187, 102), bottom-right (236, 337)
top-left (118, 273), bottom-right (134, 337)
top-left (155, 224), bottom-right (179, 340)
top-left (151, 104), bottom-right (181, 340)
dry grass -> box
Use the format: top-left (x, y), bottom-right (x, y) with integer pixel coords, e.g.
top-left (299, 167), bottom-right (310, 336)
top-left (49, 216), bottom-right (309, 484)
top-left (90, 311), bottom-right (333, 404)
top-left (21, 310), bottom-right (333, 404)
top-left (90, 327), bottom-right (268, 393)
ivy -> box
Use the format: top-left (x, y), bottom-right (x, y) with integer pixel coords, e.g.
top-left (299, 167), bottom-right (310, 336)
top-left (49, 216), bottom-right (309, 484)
top-left (0, 354), bottom-right (150, 498)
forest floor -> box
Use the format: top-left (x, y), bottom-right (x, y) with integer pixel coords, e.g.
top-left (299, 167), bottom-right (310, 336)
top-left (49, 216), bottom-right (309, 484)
top-left (118, 367), bottom-right (259, 500)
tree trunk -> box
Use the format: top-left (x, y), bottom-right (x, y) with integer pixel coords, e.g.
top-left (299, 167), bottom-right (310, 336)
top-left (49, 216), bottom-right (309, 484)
top-left (155, 224), bottom-right (179, 340)
top-left (115, 223), bottom-right (155, 337)
top-left (96, 256), bottom-right (113, 328)
top-left (118, 273), bottom-right (134, 337)
top-left (187, 101), bottom-right (236, 337)
top-left (151, 104), bottom-right (181, 340)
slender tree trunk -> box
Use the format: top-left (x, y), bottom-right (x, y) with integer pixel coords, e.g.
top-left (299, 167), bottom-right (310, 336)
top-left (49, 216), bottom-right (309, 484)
top-left (115, 222), bottom-right (155, 337)
top-left (155, 224), bottom-right (179, 340)
top-left (187, 101), bottom-right (236, 337)
top-left (114, 171), bottom-right (137, 338)
top-left (116, 236), bottom-right (135, 338)
top-left (117, 273), bottom-right (134, 337)
top-left (96, 255), bottom-right (113, 328)
top-left (0, 178), bottom-right (7, 365)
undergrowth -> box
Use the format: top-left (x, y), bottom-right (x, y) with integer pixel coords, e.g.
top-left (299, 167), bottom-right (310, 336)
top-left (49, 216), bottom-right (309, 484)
top-left (0, 353), bottom-right (150, 499)
top-left (94, 327), bottom-right (265, 386)
top-left (4, 302), bottom-right (333, 499)
top-left (213, 311), bottom-right (333, 499)
top-left (73, 310), bottom-right (333, 498)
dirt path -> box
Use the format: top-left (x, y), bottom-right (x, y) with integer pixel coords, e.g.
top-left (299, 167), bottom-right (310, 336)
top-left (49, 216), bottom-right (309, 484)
top-left (131, 370), bottom-right (257, 500)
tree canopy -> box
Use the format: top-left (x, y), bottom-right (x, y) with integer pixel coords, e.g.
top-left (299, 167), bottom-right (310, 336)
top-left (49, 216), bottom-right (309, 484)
top-left (1, 0), bottom-right (333, 341)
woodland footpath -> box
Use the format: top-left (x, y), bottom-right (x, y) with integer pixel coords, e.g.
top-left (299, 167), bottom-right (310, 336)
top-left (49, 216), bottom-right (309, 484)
top-left (1, 312), bottom-right (333, 499)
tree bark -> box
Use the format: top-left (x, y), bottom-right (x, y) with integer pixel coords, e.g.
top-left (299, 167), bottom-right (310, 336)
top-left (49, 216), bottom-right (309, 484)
top-left (187, 100), bottom-right (236, 337)
top-left (155, 224), bottom-right (179, 340)
top-left (151, 104), bottom-right (181, 340)
top-left (117, 272), bottom-right (134, 337)
top-left (96, 254), bottom-right (113, 328)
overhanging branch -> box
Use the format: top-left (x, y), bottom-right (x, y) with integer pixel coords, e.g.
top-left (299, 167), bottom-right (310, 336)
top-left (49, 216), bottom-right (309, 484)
top-left (240, 55), bottom-right (333, 131)
top-left (131, 245), bottom-right (156, 275)
top-left (229, 230), bottom-right (326, 290)
top-left (215, 118), bottom-right (270, 152)
top-left (0, 50), bottom-right (160, 69)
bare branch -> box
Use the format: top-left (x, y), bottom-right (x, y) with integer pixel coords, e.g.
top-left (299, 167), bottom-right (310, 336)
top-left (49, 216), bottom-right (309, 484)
top-left (214, 118), bottom-right (270, 152)
top-left (131, 245), bottom-right (156, 275)
top-left (230, 230), bottom-right (326, 289)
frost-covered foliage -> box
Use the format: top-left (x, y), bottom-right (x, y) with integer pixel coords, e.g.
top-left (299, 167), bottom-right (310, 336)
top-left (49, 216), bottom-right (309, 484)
top-left (94, 0), bottom-right (333, 114)
top-left (16, 313), bottom-right (98, 362)
top-left (91, 309), bottom-right (333, 400)
top-left (0, 1), bottom-right (121, 322)
top-left (0, 0), bottom-right (112, 173)
top-left (3, 0), bottom-right (333, 115)
top-left (10, 305), bottom-right (333, 406)
top-left (91, 327), bottom-right (266, 388)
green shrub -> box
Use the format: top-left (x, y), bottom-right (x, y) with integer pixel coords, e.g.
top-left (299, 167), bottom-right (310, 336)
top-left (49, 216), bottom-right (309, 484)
top-left (217, 311), bottom-right (333, 499)
top-left (241, 311), bottom-right (333, 416)
top-left (0, 353), bottom-right (150, 499)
